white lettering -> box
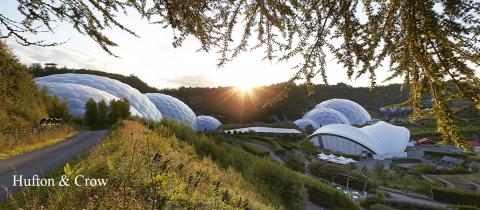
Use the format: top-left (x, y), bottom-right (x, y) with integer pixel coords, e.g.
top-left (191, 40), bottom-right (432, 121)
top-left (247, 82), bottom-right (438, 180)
top-left (74, 175), bottom-right (84, 186)
top-left (12, 175), bottom-right (22, 187)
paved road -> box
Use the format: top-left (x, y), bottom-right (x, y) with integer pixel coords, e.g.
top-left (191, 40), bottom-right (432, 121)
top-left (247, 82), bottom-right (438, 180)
top-left (0, 130), bottom-right (108, 201)
top-left (379, 188), bottom-right (449, 209)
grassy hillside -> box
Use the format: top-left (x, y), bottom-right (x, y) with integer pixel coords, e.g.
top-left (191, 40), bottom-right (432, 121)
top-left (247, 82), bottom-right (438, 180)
top-left (1, 120), bottom-right (275, 209)
top-left (159, 119), bottom-right (358, 209)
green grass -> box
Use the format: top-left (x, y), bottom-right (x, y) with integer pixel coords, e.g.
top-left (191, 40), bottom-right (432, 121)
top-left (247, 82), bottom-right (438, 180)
top-left (0, 128), bottom-right (77, 160)
top-left (1, 120), bottom-right (275, 209)
top-left (242, 142), bottom-right (270, 157)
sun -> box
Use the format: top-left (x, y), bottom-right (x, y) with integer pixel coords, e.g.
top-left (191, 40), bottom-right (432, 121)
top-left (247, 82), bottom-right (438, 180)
top-left (234, 83), bottom-right (253, 93)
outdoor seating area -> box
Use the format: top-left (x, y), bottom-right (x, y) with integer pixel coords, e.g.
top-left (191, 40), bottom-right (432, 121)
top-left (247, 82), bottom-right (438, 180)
top-left (317, 153), bottom-right (357, 165)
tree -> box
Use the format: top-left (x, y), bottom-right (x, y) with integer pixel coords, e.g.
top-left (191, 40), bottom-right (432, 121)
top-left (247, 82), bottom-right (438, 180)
top-left (0, 41), bottom-right (47, 131)
top-left (84, 98), bottom-right (98, 128)
top-left (108, 98), bottom-right (130, 123)
top-left (97, 100), bottom-right (109, 126)
top-left (2, 0), bottom-right (479, 149)
top-left (39, 88), bottom-right (70, 121)
top-left (304, 124), bottom-right (314, 135)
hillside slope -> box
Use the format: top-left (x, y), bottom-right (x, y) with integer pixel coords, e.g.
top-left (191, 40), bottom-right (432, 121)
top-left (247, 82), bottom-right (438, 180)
top-left (1, 120), bottom-right (275, 209)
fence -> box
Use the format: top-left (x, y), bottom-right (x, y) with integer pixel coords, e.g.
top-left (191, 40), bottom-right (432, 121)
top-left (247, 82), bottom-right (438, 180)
top-left (0, 122), bottom-right (71, 150)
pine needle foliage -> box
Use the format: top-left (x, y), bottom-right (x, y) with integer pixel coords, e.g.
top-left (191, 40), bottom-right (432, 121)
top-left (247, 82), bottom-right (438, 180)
top-left (2, 0), bottom-right (479, 149)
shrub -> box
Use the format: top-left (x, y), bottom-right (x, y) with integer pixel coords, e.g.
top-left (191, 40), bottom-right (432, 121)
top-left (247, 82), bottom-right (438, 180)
top-left (408, 164), bottom-right (472, 175)
top-left (388, 200), bottom-right (446, 210)
top-left (285, 154), bottom-right (305, 173)
top-left (303, 176), bottom-right (359, 210)
top-left (360, 192), bottom-right (387, 208)
top-left (423, 151), bottom-right (468, 159)
top-left (391, 158), bottom-right (422, 164)
top-left (242, 142), bottom-right (269, 157)
top-left (309, 161), bottom-right (377, 191)
top-left (432, 187), bottom-right (480, 207)
top-left (370, 204), bottom-right (395, 210)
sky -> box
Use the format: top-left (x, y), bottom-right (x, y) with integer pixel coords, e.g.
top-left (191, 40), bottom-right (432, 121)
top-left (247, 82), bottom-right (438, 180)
top-left (1, 1), bottom-right (404, 90)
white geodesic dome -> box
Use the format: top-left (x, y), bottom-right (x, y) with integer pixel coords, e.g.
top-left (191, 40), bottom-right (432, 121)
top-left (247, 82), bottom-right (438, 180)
top-left (196, 115), bottom-right (221, 132)
top-left (294, 118), bottom-right (320, 131)
top-left (315, 98), bottom-right (371, 125)
top-left (36, 81), bottom-right (142, 117)
top-left (145, 93), bottom-right (197, 129)
top-left (303, 107), bottom-right (351, 127)
top-left (35, 73), bottom-right (162, 121)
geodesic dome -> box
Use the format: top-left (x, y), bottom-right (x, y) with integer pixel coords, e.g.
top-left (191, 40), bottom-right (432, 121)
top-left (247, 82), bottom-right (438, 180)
top-left (294, 118), bottom-right (320, 131)
top-left (145, 93), bottom-right (197, 129)
top-left (36, 82), bottom-right (142, 117)
top-left (303, 107), bottom-right (351, 127)
top-left (35, 73), bottom-right (162, 121)
top-left (315, 98), bottom-right (371, 125)
top-left (196, 115), bottom-right (221, 132)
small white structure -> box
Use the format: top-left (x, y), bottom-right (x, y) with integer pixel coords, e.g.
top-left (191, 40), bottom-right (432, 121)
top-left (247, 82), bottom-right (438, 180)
top-left (309, 121), bottom-right (409, 160)
top-left (223, 127), bottom-right (302, 135)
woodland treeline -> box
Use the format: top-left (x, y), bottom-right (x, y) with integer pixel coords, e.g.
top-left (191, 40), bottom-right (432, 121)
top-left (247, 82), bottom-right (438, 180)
top-left (27, 66), bottom-right (414, 123)
top-left (29, 66), bottom-right (479, 124)
top-left (0, 43), bottom-right (69, 133)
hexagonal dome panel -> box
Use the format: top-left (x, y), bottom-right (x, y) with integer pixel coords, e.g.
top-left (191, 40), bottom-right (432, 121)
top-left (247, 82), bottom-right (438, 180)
top-left (145, 93), bottom-right (197, 129)
top-left (35, 73), bottom-right (162, 121)
top-left (36, 82), bottom-right (142, 117)
top-left (303, 107), bottom-right (351, 127)
top-left (315, 98), bottom-right (371, 125)
top-left (196, 115), bottom-right (221, 132)
top-left (294, 118), bottom-right (320, 131)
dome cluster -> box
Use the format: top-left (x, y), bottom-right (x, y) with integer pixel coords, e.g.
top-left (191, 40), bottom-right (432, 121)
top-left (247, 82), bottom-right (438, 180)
top-left (35, 73), bottom-right (162, 121)
top-left (35, 74), bottom-right (221, 131)
top-left (145, 93), bottom-right (197, 129)
top-left (294, 98), bottom-right (371, 131)
top-left (196, 115), bottom-right (221, 132)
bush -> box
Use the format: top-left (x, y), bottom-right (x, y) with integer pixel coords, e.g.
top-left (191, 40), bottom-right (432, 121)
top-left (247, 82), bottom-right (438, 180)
top-left (408, 164), bottom-right (472, 175)
top-left (242, 142), bottom-right (269, 157)
top-left (303, 176), bottom-right (359, 210)
top-left (309, 161), bottom-right (377, 191)
top-left (388, 200), bottom-right (445, 210)
top-left (360, 192), bottom-right (387, 208)
top-left (370, 204), bottom-right (395, 210)
top-left (423, 151), bottom-right (468, 159)
top-left (285, 154), bottom-right (305, 173)
top-left (391, 158), bottom-right (422, 164)
top-left (432, 187), bottom-right (480, 207)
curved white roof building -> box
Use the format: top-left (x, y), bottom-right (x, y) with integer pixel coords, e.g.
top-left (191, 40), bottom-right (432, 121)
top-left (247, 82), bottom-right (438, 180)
top-left (294, 118), bottom-right (320, 131)
top-left (36, 82), bottom-right (142, 117)
top-left (302, 108), bottom-right (350, 128)
top-left (196, 115), bottom-right (221, 132)
top-left (145, 93), bottom-right (197, 129)
top-left (35, 74), bottom-right (162, 121)
top-left (315, 98), bottom-right (372, 125)
top-left (309, 121), bottom-right (409, 160)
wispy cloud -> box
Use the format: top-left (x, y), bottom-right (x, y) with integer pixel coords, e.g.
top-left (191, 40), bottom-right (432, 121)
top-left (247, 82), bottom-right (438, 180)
top-left (8, 42), bottom-right (115, 70)
top-left (160, 74), bottom-right (218, 87)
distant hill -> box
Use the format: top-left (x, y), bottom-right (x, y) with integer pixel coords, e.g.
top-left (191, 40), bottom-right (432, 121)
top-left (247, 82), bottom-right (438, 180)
top-left (161, 83), bottom-right (412, 123)
top-left (31, 66), bottom-right (477, 123)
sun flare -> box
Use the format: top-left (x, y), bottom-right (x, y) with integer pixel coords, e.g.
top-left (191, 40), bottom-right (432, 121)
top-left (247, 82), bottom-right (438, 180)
top-left (234, 83), bottom-right (253, 93)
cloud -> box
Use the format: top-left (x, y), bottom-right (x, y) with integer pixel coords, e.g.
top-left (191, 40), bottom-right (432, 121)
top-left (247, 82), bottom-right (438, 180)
top-left (160, 74), bottom-right (218, 87)
top-left (8, 42), bottom-right (115, 70)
